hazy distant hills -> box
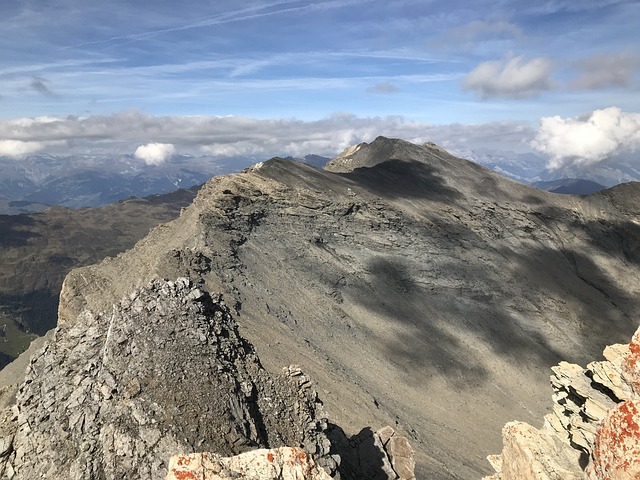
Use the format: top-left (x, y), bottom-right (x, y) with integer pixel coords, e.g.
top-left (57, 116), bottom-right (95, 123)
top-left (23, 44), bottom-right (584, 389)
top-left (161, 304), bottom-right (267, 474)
top-left (0, 154), bottom-right (250, 209)
top-left (0, 186), bottom-right (199, 367)
top-left (532, 178), bottom-right (607, 195)
top-left (1, 148), bottom-right (637, 210)
top-left (0, 154), bottom-right (331, 210)
top-left (453, 148), bottom-right (640, 188)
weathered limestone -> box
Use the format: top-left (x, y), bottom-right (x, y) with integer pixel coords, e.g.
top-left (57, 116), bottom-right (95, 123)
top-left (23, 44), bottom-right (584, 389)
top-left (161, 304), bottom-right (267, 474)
top-left (166, 447), bottom-right (333, 480)
top-left (375, 426), bottom-right (416, 480)
top-left (485, 323), bottom-right (640, 480)
top-left (587, 400), bottom-right (640, 480)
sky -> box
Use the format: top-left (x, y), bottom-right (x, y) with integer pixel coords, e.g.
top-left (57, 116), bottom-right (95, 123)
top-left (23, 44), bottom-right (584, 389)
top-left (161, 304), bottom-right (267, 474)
top-left (1, 0), bottom-right (640, 169)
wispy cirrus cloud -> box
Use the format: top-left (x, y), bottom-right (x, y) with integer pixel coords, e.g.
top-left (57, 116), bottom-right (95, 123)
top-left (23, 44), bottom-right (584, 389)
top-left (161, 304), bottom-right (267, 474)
top-left (63, 0), bottom-right (376, 50)
top-left (441, 20), bottom-right (523, 47)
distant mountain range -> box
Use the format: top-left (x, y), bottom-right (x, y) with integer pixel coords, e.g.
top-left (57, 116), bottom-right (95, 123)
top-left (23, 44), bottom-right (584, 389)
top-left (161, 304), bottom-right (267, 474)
top-left (0, 154), bottom-right (331, 212)
top-left (452, 148), bottom-right (640, 191)
top-left (531, 178), bottom-right (607, 195)
top-left (0, 154), bottom-right (252, 210)
top-left (1, 147), bottom-right (638, 212)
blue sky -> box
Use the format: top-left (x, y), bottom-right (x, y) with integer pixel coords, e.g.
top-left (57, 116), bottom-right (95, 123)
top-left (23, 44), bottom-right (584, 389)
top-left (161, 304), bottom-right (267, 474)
top-left (1, 0), bottom-right (639, 167)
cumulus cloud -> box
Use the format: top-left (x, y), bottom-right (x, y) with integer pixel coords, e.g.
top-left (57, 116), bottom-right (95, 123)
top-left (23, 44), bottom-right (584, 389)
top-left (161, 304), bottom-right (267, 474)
top-left (571, 52), bottom-right (640, 89)
top-left (0, 140), bottom-right (47, 157)
top-left (532, 107), bottom-right (640, 170)
top-left (0, 110), bottom-right (535, 160)
top-left (463, 56), bottom-right (552, 99)
top-left (134, 143), bottom-right (176, 165)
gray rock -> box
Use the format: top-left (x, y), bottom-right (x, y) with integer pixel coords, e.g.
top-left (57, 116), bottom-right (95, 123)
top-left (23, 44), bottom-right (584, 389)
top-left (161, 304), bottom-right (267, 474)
top-left (0, 279), bottom-right (338, 479)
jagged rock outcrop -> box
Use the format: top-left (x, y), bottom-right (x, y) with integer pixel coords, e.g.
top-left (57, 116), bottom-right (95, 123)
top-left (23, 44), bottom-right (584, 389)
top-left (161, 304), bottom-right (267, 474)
top-left (166, 424), bottom-right (416, 480)
top-left (0, 278), bottom-right (337, 479)
top-left (485, 324), bottom-right (640, 479)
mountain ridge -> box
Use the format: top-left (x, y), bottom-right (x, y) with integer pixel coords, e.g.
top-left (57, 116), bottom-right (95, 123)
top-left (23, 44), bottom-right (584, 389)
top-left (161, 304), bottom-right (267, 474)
top-left (2, 137), bottom-right (640, 478)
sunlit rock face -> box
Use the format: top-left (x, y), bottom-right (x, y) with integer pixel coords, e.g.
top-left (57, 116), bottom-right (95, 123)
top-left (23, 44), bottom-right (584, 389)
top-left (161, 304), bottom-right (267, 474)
top-left (486, 324), bottom-right (640, 480)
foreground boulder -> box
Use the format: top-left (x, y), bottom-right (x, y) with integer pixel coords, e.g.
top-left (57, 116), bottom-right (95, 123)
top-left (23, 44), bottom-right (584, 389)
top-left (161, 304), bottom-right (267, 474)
top-left (166, 447), bottom-right (332, 480)
top-left (0, 278), bottom-right (337, 479)
top-left (485, 324), bottom-right (640, 479)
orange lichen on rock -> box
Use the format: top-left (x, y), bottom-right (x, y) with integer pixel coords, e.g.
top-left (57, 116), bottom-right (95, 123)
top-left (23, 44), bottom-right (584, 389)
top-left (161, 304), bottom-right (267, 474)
top-left (623, 330), bottom-right (640, 395)
top-left (166, 448), bottom-right (332, 480)
top-left (176, 455), bottom-right (193, 467)
top-left (171, 469), bottom-right (202, 480)
top-left (168, 454), bottom-right (205, 480)
top-left (588, 400), bottom-right (640, 480)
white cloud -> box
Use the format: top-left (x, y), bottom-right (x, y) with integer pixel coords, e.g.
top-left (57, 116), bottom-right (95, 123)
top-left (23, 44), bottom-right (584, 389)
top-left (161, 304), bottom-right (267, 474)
top-left (571, 52), bottom-right (640, 90)
top-left (0, 140), bottom-right (47, 157)
top-left (532, 107), bottom-right (640, 169)
top-left (463, 56), bottom-right (552, 99)
top-left (134, 142), bottom-right (176, 165)
top-left (0, 110), bottom-right (535, 160)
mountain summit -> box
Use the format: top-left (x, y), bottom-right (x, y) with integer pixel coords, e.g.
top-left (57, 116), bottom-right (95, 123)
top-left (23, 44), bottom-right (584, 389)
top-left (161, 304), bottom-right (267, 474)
top-left (1, 137), bottom-right (639, 479)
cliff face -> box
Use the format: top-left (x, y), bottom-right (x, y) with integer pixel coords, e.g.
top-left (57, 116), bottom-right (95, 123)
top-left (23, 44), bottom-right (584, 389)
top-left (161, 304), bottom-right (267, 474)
top-left (485, 324), bottom-right (640, 479)
top-left (2, 137), bottom-right (640, 478)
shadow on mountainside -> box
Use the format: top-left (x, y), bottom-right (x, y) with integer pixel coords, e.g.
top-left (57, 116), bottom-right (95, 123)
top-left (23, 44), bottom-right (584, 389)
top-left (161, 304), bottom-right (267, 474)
top-left (0, 215), bottom-right (42, 247)
top-left (0, 289), bottom-right (59, 336)
top-left (581, 218), bottom-right (640, 267)
top-left (342, 212), bottom-right (639, 388)
top-left (345, 160), bottom-right (463, 203)
top-left (350, 256), bottom-right (565, 388)
top-left (508, 245), bottom-right (639, 359)
top-left (327, 425), bottom-right (389, 480)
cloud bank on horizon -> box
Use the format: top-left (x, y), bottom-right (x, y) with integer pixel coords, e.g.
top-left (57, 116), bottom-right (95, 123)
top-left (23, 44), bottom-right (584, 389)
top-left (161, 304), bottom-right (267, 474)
top-left (0, 0), bottom-right (639, 172)
top-left (0, 111), bottom-right (536, 159)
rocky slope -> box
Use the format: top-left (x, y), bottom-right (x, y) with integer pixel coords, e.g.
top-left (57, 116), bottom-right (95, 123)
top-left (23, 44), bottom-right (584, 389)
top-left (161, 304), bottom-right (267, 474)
top-left (0, 278), bottom-right (337, 478)
top-left (4, 136), bottom-right (640, 478)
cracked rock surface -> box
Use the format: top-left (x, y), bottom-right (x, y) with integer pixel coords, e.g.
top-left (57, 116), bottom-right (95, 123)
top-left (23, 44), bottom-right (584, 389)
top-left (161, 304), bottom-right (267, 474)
top-left (0, 278), bottom-right (336, 479)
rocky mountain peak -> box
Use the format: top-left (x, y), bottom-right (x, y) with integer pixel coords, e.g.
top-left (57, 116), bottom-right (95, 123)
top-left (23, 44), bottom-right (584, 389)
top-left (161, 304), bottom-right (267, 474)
top-left (325, 136), bottom-right (446, 173)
